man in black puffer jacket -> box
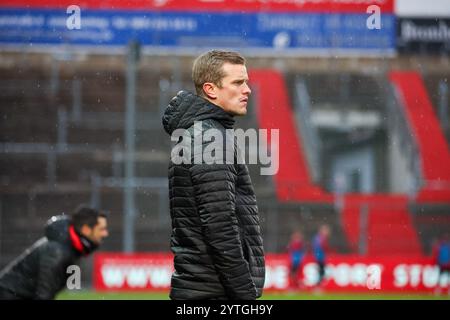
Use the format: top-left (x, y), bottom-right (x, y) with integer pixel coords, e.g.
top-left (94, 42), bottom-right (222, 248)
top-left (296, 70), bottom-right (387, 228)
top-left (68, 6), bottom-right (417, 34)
top-left (0, 206), bottom-right (108, 299)
top-left (162, 50), bottom-right (265, 300)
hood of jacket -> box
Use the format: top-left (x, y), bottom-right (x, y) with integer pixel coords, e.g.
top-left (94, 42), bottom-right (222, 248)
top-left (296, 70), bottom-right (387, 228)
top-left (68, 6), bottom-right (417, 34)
top-left (162, 90), bottom-right (235, 135)
top-left (45, 215), bottom-right (71, 243)
top-left (44, 215), bottom-right (98, 255)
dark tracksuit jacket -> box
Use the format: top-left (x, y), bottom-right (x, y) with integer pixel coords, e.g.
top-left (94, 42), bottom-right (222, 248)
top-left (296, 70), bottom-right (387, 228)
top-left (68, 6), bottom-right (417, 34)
top-left (0, 216), bottom-right (83, 299)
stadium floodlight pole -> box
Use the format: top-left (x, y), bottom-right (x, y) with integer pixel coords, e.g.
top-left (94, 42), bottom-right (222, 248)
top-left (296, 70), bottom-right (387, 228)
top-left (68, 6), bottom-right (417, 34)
top-left (123, 40), bottom-right (140, 253)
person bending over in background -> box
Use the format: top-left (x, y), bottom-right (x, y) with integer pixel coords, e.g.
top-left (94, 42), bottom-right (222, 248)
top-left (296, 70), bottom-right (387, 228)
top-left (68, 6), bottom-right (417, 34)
top-left (0, 205), bottom-right (108, 299)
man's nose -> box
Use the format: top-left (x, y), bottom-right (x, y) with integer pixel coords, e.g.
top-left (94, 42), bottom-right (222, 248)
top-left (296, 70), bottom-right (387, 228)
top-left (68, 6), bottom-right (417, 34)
top-left (243, 83), bottom-right (251, 95)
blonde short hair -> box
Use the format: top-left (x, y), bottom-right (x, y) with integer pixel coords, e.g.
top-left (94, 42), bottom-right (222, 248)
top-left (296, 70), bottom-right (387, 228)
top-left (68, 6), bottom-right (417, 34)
top-left (192, 50), bottom-right (245, 96)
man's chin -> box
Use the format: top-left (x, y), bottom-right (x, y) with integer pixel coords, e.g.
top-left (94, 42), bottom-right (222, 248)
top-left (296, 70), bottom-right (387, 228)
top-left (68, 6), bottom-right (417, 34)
top-left (234, 108), bottom-right (247, 116)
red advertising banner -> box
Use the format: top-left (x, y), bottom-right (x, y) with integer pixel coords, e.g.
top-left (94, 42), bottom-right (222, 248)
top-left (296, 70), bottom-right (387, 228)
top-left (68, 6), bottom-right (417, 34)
top-left (0, 0), bottom-right (394, 13)
top-left (94, 253), bottom-right (174, 291)
top-left (93, 253), bottom-right (448, 293)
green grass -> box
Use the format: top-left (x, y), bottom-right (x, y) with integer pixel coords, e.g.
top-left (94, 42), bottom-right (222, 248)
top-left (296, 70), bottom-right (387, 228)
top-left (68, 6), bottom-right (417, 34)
top-left (57, 290), bottom-right (170, 300)
top-left (263, 292), bottom-right (449, 300)
top-left (56, 290), bottom-right (450, 300)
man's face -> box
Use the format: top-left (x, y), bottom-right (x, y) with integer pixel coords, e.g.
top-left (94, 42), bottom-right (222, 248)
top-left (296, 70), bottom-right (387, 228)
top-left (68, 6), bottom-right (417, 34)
top-left (321, 226), bottom-right (330, 238)
top-left (212, 63), bottom-right (251, 116)
top-left (82, 217), bottom-right (109, 245)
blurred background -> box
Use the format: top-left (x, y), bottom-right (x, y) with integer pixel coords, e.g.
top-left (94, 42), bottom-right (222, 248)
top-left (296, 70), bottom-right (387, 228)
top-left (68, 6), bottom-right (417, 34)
top-left (0, 0), bottom-right (449, 297)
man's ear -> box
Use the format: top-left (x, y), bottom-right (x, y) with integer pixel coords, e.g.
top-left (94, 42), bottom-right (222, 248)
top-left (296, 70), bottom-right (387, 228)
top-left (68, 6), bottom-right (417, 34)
top-left (80, 224), bottom-right (91, 237)
top-left (202, 82), bottom-right (217, 99)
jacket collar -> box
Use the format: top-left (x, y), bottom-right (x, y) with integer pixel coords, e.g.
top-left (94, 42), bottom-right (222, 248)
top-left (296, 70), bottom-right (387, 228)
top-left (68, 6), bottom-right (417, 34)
top-left (162, 90), bottom-right (235, 135)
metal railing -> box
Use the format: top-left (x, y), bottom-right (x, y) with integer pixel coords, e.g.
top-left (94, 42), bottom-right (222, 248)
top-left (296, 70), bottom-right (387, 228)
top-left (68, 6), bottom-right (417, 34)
top-left (293, 77), bottom-right (322, 183)
top-left (385, 80), bottom-right (424, 197)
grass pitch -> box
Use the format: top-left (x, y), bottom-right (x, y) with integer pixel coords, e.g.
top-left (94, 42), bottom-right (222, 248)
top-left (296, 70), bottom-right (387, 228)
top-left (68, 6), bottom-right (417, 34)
top-left (56, 290), bottom-right (449, 300)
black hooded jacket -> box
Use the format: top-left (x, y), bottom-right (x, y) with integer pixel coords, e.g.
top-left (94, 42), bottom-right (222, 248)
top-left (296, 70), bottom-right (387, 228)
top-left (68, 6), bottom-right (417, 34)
top-left (162, 91), bottom-right (265, 300)
top-left (0, 216), bottom-right (83, 300)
